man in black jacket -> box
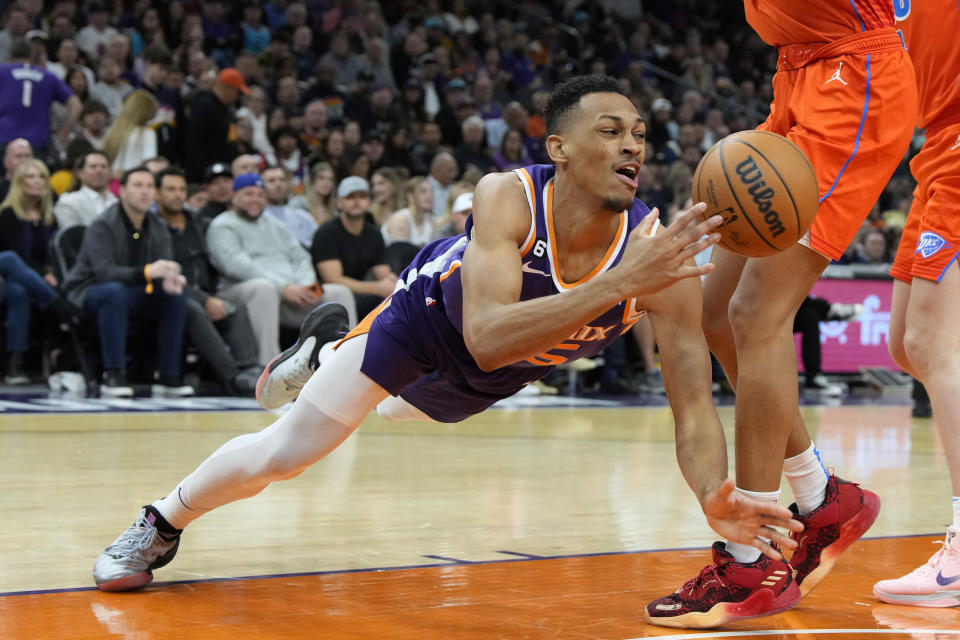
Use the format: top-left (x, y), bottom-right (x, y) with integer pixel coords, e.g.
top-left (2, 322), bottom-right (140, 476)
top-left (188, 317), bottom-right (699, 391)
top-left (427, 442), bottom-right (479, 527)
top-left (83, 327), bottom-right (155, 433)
top-left (62, 167), bottom-right (192, 398)
top-left (183, 69), bottom-right (249, 183)
top-left (154, 167), bottom-right (260, 395)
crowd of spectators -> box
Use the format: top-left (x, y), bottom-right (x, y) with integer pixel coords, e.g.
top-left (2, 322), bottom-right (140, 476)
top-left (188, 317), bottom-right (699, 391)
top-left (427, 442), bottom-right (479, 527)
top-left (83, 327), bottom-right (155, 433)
top-left (0, 0), bottom-right (920, 395)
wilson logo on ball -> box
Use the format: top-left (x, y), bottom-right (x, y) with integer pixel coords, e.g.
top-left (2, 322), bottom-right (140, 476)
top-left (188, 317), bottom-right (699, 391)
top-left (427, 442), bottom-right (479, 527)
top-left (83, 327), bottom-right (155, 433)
top-left (734, 156), bottom-right (785, 238)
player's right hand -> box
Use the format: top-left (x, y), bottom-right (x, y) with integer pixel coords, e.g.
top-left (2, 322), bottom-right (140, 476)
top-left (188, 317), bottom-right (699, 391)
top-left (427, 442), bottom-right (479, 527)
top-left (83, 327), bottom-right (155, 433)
top-left (703, 479), bottom-right (803, 561)
top-left (613, 203), bottom-right (721, 299)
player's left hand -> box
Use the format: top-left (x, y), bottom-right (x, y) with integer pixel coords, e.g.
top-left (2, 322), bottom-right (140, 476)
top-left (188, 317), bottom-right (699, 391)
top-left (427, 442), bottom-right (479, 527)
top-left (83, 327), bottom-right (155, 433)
top-left (703, 479), bottom-right (803, 561)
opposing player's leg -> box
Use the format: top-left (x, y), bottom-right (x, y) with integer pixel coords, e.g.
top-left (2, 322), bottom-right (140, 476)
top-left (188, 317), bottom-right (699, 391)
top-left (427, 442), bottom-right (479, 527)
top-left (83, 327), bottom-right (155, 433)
top-left (874, 261), bottom-right (960, 606)
top-left (93, 334), bottom-right (390, 591)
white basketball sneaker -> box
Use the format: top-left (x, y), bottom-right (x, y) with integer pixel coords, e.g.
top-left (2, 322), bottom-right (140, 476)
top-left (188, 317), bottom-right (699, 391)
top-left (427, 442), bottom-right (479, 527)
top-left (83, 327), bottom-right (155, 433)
top-left (256, 302), bottom-right (350, 410)
top-left (873, 528), bottom-right (960, 607)
top-left (93, 506), bottom-right (181, 591)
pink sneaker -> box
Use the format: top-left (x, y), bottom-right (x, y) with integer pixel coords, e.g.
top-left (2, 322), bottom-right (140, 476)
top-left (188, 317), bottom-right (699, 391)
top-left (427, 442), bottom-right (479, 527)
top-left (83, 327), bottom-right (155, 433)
top-left (873, 528), bottom-right (960, 607)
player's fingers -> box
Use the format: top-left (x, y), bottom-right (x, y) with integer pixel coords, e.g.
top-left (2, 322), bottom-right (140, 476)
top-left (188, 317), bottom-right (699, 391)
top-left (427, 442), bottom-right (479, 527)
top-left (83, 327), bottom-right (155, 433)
top-left (759, 526), bottom-right (798, 550)
top-left (757, 537), bottom-right (789, 561)
top-left (678, 233), bottom-right (720, 261)
top-left (636, 207), bottom-right (660, 234)
top-left (666, 202), bottom-right (709, 235)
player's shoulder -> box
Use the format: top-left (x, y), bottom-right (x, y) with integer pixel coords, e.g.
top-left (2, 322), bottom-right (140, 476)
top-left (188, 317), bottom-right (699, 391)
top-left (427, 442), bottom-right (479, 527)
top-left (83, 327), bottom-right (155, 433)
top-left (471, 170), bottom-right (532, 242)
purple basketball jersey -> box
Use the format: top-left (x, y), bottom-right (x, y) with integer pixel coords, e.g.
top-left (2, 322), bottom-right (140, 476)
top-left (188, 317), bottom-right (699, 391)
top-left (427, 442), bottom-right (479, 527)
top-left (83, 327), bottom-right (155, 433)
top-left (0, 63), bottom-right (73, 147)
top-left (360, 164), bottom-right (652, 422)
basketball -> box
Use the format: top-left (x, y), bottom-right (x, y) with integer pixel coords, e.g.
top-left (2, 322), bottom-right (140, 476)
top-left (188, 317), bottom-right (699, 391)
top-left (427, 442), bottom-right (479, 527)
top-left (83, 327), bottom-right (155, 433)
top-left (692, 130), bottom-right (819, 258)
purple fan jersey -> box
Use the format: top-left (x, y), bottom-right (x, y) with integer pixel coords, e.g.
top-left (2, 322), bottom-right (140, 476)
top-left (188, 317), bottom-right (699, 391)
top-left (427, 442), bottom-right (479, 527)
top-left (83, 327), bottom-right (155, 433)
top-left (0, 63), bottom-right (73, 147)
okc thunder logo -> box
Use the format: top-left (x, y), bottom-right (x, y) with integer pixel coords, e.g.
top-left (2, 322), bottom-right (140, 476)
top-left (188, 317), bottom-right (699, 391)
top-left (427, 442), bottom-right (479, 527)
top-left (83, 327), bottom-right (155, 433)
top-left (915, 231), bottom-right (950, 259)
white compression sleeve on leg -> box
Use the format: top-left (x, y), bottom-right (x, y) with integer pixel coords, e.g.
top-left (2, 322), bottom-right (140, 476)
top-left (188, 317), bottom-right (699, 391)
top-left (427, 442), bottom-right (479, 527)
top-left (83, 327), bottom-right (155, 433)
top-left (155, 334), bottom-right (389, 529)
top-left (376, 394), bottom-right (437, 422)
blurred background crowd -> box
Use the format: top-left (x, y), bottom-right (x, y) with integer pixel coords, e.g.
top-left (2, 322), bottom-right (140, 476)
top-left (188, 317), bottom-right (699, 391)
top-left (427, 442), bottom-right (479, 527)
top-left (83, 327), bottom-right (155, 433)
top-left (0, 0), bottom-right (920, 397)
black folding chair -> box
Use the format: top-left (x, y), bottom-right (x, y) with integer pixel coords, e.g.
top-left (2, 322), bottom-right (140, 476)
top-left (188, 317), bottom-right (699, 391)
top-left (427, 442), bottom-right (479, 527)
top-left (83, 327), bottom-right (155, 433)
top-left (48, 225), bottom-right (95, 393)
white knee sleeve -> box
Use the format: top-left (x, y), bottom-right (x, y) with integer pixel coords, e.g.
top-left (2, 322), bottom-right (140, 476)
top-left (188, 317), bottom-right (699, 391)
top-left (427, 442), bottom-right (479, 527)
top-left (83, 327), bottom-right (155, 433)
top-left (376, 395), bottom-right (436, 422)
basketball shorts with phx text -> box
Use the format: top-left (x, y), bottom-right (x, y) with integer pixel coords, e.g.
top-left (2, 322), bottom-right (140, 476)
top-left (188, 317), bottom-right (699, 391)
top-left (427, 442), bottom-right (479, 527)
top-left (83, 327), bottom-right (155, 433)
top-left (760, 29), bottom-right (917, 261)
top-left (890, 123), bottom-right (960, 283)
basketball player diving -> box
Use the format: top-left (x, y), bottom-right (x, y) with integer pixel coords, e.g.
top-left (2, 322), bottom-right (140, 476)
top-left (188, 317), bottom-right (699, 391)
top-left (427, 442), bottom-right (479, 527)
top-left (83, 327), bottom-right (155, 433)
top-left (92, 77), bottom-right (803, 626)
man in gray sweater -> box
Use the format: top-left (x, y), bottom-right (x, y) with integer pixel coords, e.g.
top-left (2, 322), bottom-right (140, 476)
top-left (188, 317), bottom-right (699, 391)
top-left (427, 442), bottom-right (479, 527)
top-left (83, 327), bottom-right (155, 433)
top-left (206, 174), bottom-right (356, 366)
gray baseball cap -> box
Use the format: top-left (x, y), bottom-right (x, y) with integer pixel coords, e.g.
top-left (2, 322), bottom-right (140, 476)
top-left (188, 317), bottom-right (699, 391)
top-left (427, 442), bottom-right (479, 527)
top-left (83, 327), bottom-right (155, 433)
top-left (337, 176), bottom-right (371, 198)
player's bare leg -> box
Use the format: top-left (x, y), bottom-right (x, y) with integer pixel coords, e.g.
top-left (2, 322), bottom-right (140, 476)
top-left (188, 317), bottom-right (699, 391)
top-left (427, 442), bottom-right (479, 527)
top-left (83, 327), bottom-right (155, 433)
top-left (876, 263), bottom-right (960, 606)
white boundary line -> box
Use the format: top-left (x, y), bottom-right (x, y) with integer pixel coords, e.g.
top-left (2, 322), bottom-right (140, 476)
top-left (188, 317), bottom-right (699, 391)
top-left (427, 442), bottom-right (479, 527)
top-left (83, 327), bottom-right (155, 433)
top-left (626, 630), bottom-right (960, 639)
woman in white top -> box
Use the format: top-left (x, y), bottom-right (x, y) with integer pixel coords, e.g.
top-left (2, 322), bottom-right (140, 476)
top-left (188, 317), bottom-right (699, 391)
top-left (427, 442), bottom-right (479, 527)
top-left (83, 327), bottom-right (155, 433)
top-left (103, 89), bottom-right (158, 176)
top-left (381, 176), bottom-right (435, 247)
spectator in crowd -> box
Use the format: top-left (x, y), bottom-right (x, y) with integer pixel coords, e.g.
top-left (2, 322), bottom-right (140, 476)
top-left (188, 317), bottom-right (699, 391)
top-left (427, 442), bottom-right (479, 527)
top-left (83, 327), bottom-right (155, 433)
top-left (493, 128), bottom-right (532, 171)
top-left (54, 150), bottom-right (116, 227)
top-left (241, 3), bottom-right (271, 55)
top-left (304, 161), bottom-right (337, 226)
top-left (361, 37), bottom-right (397, 93)
top-left (437, 186), bottom-right (473, 239)
top-left (47, 38), bottom-right (93, 86)
top-left (198, 162), bottom-right (233, 222)
top-left (485, 100), bottom-right (527, 155)
top-left (75, 2), bottom-right (117, 63)
top-left (0, 158), bottom-right (81, 383)
top-left (73, 99), bottom-right (110, 151)
top-left (0, 6), bottom-right (30, 63)
top-left (454, 116), bottom-right (496, 177)
top-left (320, 30), bottom-right (363, 89)
top-left (291, 25), bottom-right (316, 81)
top-left (794, 296), bottom-right (863, 396)
top-left (311, 176), bottom-right (396, 320)
top-left (261, 166), bottom-right (317, 248)
top-left (264, 126), bottom-right (306, 188)
top-left (299, 100), bottom-right (329, 158)
top-left (380, 125), bottom-right (414, 174)
top-left (235, 86), bottom-right (273, 156)
top-left (427, 151), bottom-right (459, 218)
top-left (369, 167), bottom-right (403, 226)
top-left (0, 40), bottom-right (81, 164)
top-left (62, 167), bottom-right (193, 398)
top-left (154, 167), bottom-right (261, 396)
top-left (382, 176), bottom-right (436, 247)
top-left (103, 89), bottom-right (158, 175)
top-left (472, 72), bottom-right (502, 121)
top-left (0, 138), bottom-right (33, 201)
top-left (184, 68), bottom-right (249, 183)
top-left (206, 173), bottom-right (356, 365)
top-left (89, 56), bottom-right (133, 120)
top-left (231, 154), bottom-right (261, 180)
top-left (851, 229), bottom-right (892, 265)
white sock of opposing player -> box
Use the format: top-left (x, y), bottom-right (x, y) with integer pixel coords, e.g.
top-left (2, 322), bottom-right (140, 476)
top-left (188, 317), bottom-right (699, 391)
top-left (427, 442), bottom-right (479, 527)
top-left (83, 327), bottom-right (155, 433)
top-left (783, 442), bottom-right (829, 515)
top-left (725, 488), bottom-right (780, 564)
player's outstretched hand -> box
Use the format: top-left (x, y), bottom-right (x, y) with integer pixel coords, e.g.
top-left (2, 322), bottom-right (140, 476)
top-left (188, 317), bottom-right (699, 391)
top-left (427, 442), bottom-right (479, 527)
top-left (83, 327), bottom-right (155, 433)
top-left (614, 203), bottom-right (721, 299)
top-left (703, 479), bottom-right (803, 561)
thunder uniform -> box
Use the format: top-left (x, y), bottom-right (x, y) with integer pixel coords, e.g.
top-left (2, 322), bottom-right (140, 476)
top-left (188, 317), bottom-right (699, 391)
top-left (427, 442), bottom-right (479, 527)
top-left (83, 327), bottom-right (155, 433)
top-left (746, 0), bottom-right (918, 260)
top-left (342, 164), bottom-right (650, 422)
top-left (889, 0), bottom-right (960, 283)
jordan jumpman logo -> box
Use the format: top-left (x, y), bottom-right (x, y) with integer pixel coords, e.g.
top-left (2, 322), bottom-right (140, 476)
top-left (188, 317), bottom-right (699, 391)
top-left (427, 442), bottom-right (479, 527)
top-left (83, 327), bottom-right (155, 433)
top-left (825, 62), bottom-right (848, 86)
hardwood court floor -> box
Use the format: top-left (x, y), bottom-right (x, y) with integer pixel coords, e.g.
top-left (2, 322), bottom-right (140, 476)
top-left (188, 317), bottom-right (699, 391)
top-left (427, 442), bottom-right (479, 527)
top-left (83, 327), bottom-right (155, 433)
top-left (0, 401), bottom-right (956, 639)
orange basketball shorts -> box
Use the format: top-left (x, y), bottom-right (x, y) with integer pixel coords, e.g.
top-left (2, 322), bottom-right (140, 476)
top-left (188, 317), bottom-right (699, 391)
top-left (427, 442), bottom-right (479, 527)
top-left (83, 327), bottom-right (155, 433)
top-left (890, 122), bottom-right (960, 283)
top-left (759, 28), bottom-right (917, 260)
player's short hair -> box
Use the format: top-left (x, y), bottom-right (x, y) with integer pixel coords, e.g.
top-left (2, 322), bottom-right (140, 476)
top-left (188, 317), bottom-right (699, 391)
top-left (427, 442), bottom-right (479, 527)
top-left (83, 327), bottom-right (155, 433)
top-left (544, 75), bottom-right (628, 136)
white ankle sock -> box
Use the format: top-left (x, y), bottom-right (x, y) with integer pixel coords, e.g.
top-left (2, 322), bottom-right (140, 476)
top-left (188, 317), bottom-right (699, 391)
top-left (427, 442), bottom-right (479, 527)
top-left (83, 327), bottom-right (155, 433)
top-left (725, 487), bottom-right (780, 564)
top-left (952, 497), bottom-right (960, 530)
top-left (783, 443), bottom-right (829, 515)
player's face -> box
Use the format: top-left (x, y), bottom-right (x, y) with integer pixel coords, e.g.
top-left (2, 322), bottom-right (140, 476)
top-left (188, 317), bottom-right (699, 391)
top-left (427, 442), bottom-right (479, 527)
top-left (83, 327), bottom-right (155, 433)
top-left (562, 92), bottom-right (645, 212)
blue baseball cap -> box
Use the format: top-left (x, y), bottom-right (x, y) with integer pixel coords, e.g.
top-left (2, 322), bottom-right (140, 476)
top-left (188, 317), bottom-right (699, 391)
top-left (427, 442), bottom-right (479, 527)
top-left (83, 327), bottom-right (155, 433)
top-left (233, 173), bottom-right (265, 191)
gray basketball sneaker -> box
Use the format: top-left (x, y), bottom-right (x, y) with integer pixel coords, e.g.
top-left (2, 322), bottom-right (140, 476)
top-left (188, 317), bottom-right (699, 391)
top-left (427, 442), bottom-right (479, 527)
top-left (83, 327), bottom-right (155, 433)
top-left (93, 506), bottom-right (181, 591)
top-left (256, 302), bottom-right (350, 410)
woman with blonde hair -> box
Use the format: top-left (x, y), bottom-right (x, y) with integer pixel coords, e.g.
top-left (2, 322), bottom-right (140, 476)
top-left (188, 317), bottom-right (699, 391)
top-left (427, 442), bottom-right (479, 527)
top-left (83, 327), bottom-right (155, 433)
top-left (369, 167), bottom-right (403, 225)
top-left (382, 176), bottom-right (436, 247)
top-left (304, 162), bottom-right (337, 225)
top-left (436, 180), bottom-right (476, 238)
top-left (0, 159), bottom-right (81, 383)
top-left (103, 89), bottom-right (159, 175)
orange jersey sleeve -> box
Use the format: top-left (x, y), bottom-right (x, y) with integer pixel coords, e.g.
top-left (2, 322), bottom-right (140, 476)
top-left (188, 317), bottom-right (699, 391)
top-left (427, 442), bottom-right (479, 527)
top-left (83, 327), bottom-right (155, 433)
top-left (745, 0), bottom-right (895, 47)
top-left (897, 0), bottom-right (960, 129)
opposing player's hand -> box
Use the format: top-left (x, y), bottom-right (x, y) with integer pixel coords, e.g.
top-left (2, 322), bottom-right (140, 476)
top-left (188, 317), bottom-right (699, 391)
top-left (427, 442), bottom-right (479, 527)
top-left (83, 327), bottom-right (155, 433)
top-left (703, 479), bottom-right (803, 561)
top-left (613, 203), bottom-right (721, 299)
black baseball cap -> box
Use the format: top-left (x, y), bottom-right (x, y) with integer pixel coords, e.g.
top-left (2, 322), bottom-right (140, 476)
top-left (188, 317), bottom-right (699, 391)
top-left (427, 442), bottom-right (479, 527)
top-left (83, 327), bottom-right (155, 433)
top-left (204, 162), bottom-right (232, 183)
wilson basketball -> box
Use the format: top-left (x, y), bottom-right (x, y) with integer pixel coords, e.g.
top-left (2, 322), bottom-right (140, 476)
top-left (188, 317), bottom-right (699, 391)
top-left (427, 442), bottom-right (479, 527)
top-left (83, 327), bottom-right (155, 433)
top-left (692, 130), bottom-right (819, 258)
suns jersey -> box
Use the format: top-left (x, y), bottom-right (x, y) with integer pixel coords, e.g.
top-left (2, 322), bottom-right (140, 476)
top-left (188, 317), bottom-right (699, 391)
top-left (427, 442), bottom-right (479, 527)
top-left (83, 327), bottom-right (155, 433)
top-left (896, 0), bottom-right (960, 130)
top-left (745, 0), bottom-right (894, 47)
top-left (385, 163), bottom-right (649, 388)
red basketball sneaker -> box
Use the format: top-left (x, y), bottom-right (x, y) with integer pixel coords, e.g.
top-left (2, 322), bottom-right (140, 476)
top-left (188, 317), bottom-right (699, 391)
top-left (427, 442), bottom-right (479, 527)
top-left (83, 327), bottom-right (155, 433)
top-left (788, 475), bottom-right (881, 597)
top-left (645, 542), bottom-right (801, 629)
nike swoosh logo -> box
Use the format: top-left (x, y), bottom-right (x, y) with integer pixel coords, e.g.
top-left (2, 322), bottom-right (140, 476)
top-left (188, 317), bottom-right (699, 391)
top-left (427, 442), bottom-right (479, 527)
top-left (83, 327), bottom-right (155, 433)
top-left (937, 571), bottom-right (960, 586)
top-left (521, 261), bottom-right (550, 277)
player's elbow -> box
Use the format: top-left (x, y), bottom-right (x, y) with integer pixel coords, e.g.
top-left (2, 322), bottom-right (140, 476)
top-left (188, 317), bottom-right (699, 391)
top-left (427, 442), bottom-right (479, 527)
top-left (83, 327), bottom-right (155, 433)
top-left (463, 326), bottom-right (501, 372)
